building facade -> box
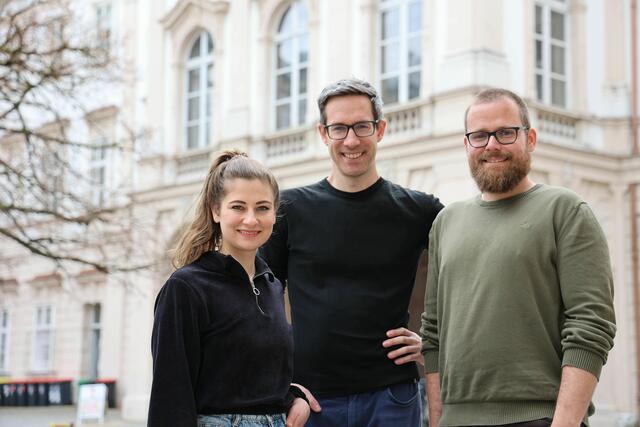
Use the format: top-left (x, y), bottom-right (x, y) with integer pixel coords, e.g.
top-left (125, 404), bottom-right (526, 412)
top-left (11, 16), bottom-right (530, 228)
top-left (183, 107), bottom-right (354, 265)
top-left (0, 0), bottom-right (638, 424)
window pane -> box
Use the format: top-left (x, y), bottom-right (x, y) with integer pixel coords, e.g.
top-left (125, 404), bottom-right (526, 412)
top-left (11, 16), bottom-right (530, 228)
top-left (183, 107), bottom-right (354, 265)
top-left (278, 7), bottom-right (293, 33)
top-left (535, 5), bottom-right (543, 35)
top-left (382, 77), bottom-right (399, 104)
top-left (277, 73), bottom-right (291, 99)
top-left (551, 78), bottom-right (566, 106)
top-left (206, 91), bottom-right (212, 116)
top-left (299, 68), bottom-right (307, 94)
top-left (207, 34), bottom-right (214, 53)
top-left (276, 104), bottom-right (291, 130)
top-left (409, 71), bottom-right (420, 99)
top-left (551, 45), bottom-right (565, 74)
top-left (189, 35), bottom-right (201, 58)
top-left (299, 34), bottom-right (309, 63)
top-left (277, 40), bottom-right (292, 69)
top-left (298, 98), bottom-right (306, 126)
top-left (535, 40), bottom-right (543, 69)
top-left (382, 8), bottom-right (400, 40)
top-left (408, 36), bottom-right (421, 66)
top-left (408, 1), bottom-right (422, 33)
top-left (188, 69), bottom-right (200, 92)
top-left (188, 97), bottom-right (199, 120)
top-left (93, 305), bottom-right (101, 323)
top-left (381, 43), bottom-right (399, 73)
top-left (551, 11), bottom-right (564, 41)
top-left (536, 73), bottom-right (543, 101)
top-left (297, 1), bottom-right (309, 27)
top-left (207, 64), bottom-right (213, 88)
top-left (205, 120), bottom-right (211, 146)
top-left (187, 126), bottom-right (199, 149)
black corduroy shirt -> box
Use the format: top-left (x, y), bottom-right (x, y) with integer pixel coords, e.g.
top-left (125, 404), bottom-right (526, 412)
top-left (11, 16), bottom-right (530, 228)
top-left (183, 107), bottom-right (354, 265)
top-left (148, 251), bottom-right (296, 427)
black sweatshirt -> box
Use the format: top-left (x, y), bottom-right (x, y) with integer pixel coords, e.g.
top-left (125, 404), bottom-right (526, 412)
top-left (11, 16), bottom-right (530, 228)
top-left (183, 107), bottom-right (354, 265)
top-left (148, 251), bottom-right (298, 427)
top-left (259, 178), bottom-right (443, 397)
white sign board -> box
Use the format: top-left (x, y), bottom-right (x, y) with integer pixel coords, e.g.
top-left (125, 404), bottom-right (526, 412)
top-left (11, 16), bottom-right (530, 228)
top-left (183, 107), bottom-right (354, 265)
top-left (76, 383), bottom-right (107, 425)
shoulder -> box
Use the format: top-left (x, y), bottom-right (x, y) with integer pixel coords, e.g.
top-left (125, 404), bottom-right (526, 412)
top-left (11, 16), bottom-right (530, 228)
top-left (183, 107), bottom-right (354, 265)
top-left (529, 185), bottom-right (587, 217)
top-left (383, 180), bottom-right (444, 212)
top-left (281, 181), bottom-right (326, 200)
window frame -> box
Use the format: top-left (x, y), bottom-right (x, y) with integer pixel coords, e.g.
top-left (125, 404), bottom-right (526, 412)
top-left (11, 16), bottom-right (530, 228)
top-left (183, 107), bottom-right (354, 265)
top-left (534, 0), bottom-right (570, 108)
top-left (378, 0), bottom-right (423, 105)
top-left (95, 1), bottom-right (112, 53)
top-left (31, 305), bottom-right (55, 373)
top-left (89, 136), bottom-right (108, 206)
top-left (272, 0), bottom-right (309, 131)
top-left (184, 32), bottom-right (214, 150)
top-left (0, 308), bottom-right (10, 374)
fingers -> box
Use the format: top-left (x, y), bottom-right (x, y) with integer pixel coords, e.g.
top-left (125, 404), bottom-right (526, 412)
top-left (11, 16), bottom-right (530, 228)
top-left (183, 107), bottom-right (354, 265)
top-left (291, 382), bottom-right (322, 412)
top-left (383, 327), bottom-right (424, 366)
top-left (382, 328), bottom-right (420, 348)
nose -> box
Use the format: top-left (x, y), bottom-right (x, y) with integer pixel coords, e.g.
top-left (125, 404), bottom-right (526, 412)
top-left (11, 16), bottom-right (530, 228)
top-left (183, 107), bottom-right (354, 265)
top-left (484, 134), bottom-right (501, 150)
top-left (343, 128), bottom-right (360, 148)
top-left (243, 210), bottom-right (258, 225)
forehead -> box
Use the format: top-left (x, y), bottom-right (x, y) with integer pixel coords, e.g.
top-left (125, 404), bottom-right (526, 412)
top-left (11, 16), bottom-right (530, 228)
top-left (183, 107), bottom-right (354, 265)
top-left (466, 98), bottom-right (521, 130)
top-left (325, 94), bottom-right (374, 123)
top-left (222, 178), bottom-right (275, 201)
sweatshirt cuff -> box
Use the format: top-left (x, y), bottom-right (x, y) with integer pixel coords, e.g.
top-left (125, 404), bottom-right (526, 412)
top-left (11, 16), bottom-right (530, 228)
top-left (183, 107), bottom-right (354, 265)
top-left (562, 348), bottom-right (604, 380)
top-left (423, 351), bottom-right (439, 373)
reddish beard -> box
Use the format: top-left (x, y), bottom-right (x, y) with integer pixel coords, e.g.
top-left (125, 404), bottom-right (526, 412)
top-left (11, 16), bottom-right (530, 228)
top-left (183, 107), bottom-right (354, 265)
top-left (469, 148), bottom-right (531, 194)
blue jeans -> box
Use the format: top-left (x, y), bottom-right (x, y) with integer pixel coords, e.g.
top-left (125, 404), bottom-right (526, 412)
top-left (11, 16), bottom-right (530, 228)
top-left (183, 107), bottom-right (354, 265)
top-left (197, 413), bottom-right (286, 427)
top-left (305, 381), bottom-right (422, 427)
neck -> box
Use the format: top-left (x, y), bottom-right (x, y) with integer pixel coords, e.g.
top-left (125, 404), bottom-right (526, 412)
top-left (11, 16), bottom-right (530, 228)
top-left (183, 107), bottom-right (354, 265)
top-left (482, 177), bottom-right (536, 202)
top-left (220, 248), bottom-right (256, 279)
top-left (327, 169), bottom-right (380, 193)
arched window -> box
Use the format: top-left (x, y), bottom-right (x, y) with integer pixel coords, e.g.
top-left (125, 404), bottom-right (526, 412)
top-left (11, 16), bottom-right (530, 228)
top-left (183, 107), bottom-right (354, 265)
top-left (379, 0), bottom-right (422, 104)
top-left (273, 1), bottom-right (309, 130)
top-left (185, 32), bottom-right (214, 150)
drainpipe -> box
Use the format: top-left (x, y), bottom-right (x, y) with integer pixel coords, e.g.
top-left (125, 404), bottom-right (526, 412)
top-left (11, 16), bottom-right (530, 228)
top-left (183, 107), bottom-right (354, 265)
top-left (631, 0), bottom-right (640, 419)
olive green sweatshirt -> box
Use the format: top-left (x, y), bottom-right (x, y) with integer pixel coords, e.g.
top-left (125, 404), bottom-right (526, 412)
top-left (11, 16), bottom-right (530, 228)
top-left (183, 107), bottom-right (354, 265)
top-left (421, 184), bottom-right (616, 426)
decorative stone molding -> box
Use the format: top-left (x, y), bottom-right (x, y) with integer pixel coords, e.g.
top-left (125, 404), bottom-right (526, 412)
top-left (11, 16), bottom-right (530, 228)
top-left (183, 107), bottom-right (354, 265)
top-left (161, 0), bottom-right (230, 50)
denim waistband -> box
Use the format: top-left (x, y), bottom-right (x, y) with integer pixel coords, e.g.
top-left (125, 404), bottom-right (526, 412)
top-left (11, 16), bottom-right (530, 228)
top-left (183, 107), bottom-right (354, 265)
top-left (197, 413), bottom-right (286, 427)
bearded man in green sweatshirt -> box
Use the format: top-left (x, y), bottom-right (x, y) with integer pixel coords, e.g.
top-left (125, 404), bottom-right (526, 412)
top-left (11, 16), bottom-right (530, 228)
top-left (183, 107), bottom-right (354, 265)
top-left (420, 88), bottom-right (616, 427)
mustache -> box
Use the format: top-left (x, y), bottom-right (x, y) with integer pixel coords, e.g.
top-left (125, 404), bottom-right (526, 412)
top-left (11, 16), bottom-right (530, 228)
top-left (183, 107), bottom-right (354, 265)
top-left (479, 152), bottom-right (513, 162)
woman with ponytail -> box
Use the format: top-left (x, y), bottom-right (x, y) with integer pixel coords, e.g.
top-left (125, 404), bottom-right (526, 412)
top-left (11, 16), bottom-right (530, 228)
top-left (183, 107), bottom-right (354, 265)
top-left (148, 150), bottom-right (310, 427)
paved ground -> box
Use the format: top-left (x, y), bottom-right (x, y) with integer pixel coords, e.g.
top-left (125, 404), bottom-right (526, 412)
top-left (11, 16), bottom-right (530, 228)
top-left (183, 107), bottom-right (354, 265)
top-left (0, 406), bottom-right (146, 427)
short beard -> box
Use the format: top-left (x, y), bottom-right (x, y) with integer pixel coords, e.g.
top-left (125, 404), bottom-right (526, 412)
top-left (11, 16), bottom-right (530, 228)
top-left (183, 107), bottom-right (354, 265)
top-left (469, 150), bottom-right (531, 194)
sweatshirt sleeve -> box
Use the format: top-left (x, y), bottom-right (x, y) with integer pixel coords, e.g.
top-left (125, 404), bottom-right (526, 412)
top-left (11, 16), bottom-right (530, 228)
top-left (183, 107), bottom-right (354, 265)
top-left (421, 219), bottom-right (441, 373)
top-left (148, 277), bottom-right (205, 427)
top-left (557, 202), bottom-right (616, 379)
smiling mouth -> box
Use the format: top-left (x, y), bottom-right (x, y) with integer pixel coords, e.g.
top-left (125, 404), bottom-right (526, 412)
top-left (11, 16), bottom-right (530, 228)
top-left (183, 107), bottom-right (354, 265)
top-left (238, 230), bottom-right (260, 237)
top-left (343, 152), bottom-right (363, 159)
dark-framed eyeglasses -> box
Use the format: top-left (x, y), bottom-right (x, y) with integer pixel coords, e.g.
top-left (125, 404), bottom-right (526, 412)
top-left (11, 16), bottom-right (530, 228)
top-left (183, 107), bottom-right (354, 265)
top-left (324, 120), bottom-right (379, 140)
top-left (465, 126), bottom-right (529, 148)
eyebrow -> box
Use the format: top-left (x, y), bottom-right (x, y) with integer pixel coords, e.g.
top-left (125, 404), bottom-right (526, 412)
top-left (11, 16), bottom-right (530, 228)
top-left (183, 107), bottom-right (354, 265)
top-left (227, 200), bottom-right (273, 205)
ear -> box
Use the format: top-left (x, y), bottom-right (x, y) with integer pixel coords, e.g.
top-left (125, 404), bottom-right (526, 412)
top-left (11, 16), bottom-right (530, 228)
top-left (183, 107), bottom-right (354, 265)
top-left (212, 206), bottom-right (221, 223)
top-left (318, 123), bottom-right (330, 147)
top-left (526, 127), bottom-right (537, 152)
top-left (375, 119), bottom-right (387, 142)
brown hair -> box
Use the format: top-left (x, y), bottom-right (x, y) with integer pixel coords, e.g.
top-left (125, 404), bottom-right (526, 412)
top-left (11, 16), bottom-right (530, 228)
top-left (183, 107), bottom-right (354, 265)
top-left (464, 88), bottom-right (531, 131)
top-left (171, 150), bottom-right (279, 268)
top-left (317, 78), bottom-right (384, 124)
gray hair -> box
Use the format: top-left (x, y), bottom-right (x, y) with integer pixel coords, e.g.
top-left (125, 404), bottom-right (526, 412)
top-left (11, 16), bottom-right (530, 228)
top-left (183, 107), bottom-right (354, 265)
top-left (317, 78), bottom-right (384, 124)
top-left (464, 88), bottom-right (531, 131)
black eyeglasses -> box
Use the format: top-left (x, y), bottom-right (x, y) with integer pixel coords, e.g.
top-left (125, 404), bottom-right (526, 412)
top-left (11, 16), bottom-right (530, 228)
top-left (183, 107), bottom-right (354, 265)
top-left (465, 126), bottom-right (529, 148)
top-left (324, 120), bottom-right (379, 140)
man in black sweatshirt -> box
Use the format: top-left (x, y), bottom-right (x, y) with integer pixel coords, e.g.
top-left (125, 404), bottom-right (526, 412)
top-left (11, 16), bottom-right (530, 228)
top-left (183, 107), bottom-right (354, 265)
top-left (260, 78), bottom-right (443, 426)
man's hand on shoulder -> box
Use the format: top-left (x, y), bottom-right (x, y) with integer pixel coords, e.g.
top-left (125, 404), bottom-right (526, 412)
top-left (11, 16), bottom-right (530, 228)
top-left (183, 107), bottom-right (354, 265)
top-left (383, 327), bottom-right (424, 366)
